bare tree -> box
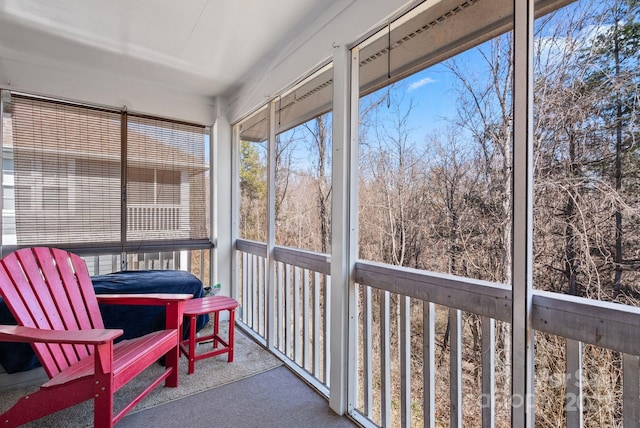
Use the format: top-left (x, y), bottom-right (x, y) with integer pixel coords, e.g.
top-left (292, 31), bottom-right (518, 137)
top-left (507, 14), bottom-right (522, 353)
top-left (360, 88), bottom-right (427, 268)
top-left (445, 35), bottom-right (514, 285)
top-left (304, 115), bottom-right (332, 253)
top-left (581, 0), bottom-right (640, 295)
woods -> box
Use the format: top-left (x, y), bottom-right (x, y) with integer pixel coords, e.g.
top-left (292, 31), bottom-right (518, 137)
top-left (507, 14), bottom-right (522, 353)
top-left (238, 0), bottom-right (639, 425)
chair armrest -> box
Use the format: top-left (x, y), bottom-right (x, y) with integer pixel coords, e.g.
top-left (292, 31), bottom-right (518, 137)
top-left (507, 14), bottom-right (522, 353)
top-left (96, 293), bottom-right (193, 306)
top-left (0, 324), bottom-right (123, 345)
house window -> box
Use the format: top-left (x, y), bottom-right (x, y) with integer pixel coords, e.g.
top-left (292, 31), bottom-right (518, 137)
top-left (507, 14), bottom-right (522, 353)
top-left (128, 167), bottom-right (155, 204)
top-left (128, 167), bottom-right (181, 205)
top-left (2, 156), bottom-right (13, 174)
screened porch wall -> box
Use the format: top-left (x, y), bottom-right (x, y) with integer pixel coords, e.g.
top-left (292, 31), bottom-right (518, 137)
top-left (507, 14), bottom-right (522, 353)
top-left (230, 0), bottom-right (640, 426)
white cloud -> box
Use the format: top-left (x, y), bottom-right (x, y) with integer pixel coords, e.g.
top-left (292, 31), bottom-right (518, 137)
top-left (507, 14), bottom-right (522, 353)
top-left (408, 77), bottom-right (436, 91)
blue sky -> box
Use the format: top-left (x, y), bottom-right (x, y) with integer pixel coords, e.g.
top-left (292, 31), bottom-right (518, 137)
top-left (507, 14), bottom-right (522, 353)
top-left (360, 46), bottom-right (487, 151)
top-left (274, 0), bottom-right (611, 170)
top-left (274, 47), bottom-right (485, 173)
top-left (358, 0), bottom-right (602, 152)
top-left (397, 64), bottom-right (460, 136)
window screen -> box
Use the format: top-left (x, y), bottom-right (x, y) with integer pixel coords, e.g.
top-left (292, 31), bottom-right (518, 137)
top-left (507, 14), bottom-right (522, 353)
top-left (10, 95), bottom-right (122, 247)
top-left (126, 116), bottom-right (209, 243)
top-left (7, 93), bottom-right (210, 252)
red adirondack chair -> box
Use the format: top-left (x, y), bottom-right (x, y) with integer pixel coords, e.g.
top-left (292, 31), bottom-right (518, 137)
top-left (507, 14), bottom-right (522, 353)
top-left (0, 247), bottom-right (192, 427)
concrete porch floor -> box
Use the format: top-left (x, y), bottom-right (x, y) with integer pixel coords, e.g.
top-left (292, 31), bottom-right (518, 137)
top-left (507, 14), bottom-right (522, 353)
top-left (119, 365), bottom-right (359, 428)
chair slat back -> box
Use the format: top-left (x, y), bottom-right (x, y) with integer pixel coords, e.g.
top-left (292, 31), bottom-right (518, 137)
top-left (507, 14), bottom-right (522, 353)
top-left (0, 247), bottom-right (104, 378)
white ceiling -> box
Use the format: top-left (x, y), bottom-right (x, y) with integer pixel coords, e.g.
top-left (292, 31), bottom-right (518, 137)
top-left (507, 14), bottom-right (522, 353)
top-left (0, 0), bottom-right (413, 123)
top-left (0, 0), bottom-right (346, 96)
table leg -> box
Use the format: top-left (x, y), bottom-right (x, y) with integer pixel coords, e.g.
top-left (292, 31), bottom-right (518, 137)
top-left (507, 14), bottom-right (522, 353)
top-left (213, 311), bottom-right (220, 349)
top-left (228, 309), bottom-right (235, 362)
top-left (188, 314), bottom-right (196, 375)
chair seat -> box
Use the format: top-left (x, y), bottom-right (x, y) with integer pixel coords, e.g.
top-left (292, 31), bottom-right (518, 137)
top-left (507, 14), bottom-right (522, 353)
top-left (44, 329), bottom-right (178, 390)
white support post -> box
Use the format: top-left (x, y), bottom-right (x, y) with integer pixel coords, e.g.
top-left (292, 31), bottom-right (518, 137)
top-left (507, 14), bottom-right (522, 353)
top-left (230, 115), bottom-right (240, 303)
top-left (266, 101), bottom-right (277, 350)
top-left (512, 0), bottom-right (535, 426)
top-left (213, 97), bottom-right (232, 296)
top-left (347, 45), bottom-right (360, 418)
top-left (329, 43), bottom-right (357, 415)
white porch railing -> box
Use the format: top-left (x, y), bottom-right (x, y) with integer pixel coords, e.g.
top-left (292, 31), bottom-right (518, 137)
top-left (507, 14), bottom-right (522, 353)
top-left (235, 239), bottom-right (331, 395)
top-left (83, 249), bottom-right (210, 286)
top-left (235, 238), bottom-right (640, 427)
top-left (127, 204), bottom-right (182, 232)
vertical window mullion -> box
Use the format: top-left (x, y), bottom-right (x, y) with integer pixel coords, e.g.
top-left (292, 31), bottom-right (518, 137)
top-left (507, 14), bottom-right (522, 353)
top-left (121, 110), bottom-right (128, 269)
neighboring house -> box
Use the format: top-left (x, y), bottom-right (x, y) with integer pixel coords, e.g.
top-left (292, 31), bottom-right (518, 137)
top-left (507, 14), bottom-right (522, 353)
top-left (1, 97), bottom-right (209, 252)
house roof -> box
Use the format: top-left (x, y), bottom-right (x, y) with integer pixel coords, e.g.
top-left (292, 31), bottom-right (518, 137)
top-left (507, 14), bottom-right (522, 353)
top-left (6, 95), bottom-right (208, 170)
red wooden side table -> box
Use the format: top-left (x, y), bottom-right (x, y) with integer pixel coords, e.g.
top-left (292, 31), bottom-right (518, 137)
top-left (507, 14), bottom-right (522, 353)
top-left (179, 295), bottom-right (239, 374)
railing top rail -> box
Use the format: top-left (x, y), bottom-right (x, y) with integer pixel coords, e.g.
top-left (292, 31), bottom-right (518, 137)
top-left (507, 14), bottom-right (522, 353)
top-left (532, 290), bottom-right (640, 355)
top-left (235, 239), bottom-right (267, 257)
top-left (355, 260), bottom-right (512, 322)
top-left (273, 246), bottom-right (331, 275)
top-left (127, 204), bottom-right (182, 208)
top-left (236, 239), bottom-right (331, 275)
